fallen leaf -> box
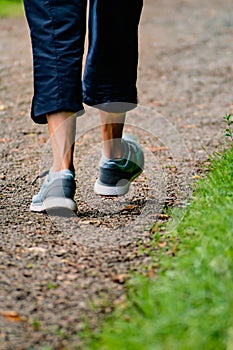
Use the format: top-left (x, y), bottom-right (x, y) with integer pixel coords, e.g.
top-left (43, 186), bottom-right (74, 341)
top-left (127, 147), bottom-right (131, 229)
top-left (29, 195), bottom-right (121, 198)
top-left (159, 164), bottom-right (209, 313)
top-left (80, 219), bottom-right (101, 226)
top-left (64, 259), bottom-right (84, 269)
top-left (0, 138), bottom-right (12, 143)
top-left (141, 187), bottom-right (153, 190)
top-left (158, 214), bottom-right (169, 220)
top-left (158, 241), bottom-right (167, 248)
top-left (146, 146), bottom-right (169, 152)
top-left (120, 205), bottom-right (136, 212)
top-left (181, 124), bottom-right (197, 129)
top-left (111, 274), bottom-right (129, 284)
top-left (149, 100), bottom-right (163, 107)
top-left (134, 179), bottom-right (146, 183)
top-left (0, 311), bottom-right (21, 322)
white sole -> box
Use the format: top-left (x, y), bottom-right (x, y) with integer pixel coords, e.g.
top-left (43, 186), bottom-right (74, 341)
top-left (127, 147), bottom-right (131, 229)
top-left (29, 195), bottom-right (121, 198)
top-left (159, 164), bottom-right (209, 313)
top-left (94, 180), bottom-right (130, 196)
top-left (94, 169), bottom-right (143, 196)
top-left (30, 197), bottom-right (77, 213)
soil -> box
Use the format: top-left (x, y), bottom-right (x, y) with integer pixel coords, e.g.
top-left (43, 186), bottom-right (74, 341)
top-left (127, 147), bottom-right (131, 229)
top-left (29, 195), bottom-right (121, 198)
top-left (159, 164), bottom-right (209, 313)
top-left (0, 0), bottom-right (233, 349)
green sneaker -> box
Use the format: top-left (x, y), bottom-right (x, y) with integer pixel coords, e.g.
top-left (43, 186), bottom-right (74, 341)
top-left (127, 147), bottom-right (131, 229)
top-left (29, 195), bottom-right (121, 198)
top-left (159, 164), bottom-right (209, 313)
top-left (94, 135), bottom-right (144, 196)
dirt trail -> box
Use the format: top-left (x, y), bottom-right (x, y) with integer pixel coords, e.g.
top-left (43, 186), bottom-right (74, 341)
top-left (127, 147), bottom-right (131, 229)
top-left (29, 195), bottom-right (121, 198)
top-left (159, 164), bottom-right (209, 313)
top-left (0, 0), bottom-right (233, 348)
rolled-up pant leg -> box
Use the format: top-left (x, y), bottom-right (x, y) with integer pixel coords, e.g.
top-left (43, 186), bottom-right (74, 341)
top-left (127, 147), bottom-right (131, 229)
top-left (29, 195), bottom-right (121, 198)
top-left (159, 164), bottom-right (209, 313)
top-left (83, 0), bottom-right (143, 112)
top-left (24, 0), bottom-right (87, 124)
top-left (24, 0), bottom-right (143, 124)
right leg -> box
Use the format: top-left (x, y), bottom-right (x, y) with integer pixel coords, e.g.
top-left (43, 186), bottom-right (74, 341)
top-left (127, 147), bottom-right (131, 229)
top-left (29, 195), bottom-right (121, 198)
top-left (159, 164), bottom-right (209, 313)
top-left (46, 111), bottom-right (76, 172)
top-left (23, 0), bottom-right (87, 124)
top-left (23, 0), bottom-right (87, 212)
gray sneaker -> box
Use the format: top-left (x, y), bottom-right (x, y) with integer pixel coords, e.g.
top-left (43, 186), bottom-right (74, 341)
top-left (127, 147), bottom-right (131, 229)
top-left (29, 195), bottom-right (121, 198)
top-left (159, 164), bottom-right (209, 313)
top-left (30, 169), bottom-right (77, 213)
top-left (94, 135), bottom-right (144, 196)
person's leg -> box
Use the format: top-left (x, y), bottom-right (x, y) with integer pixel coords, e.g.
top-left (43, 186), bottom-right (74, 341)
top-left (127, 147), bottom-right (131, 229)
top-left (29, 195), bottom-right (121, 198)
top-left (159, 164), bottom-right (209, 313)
top-left (46, 111), bottom-right (76, 172)
top-left (83, 0), bottom-right (143, 110)
top-left (99, 111), bottom-right (125, 160)
top-left (83, 0), bottom-right (144, 196)
top-left (23, 0), bottom-right (87, 212)
top-left (23, 0), bottom-right (86, 124)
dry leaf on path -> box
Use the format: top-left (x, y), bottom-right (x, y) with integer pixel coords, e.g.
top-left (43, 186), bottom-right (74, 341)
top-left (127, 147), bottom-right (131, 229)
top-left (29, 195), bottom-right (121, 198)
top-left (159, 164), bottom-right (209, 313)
top-left (158, 241), bottom-right (167, 248)
top-left (0, 138), bottom-right (12, 143)
top-left (146, 146), bottom-right (169, 152)
top-left (158, 214), bottom-right (169, 220)
top-left (111, 274), bottom-right (129, 284)
top-left (120, 205), bottom-right (136, 212)
top-left (0, 311), bottom-right (21, 322)
top-left (181, 124), bottom-right (197, 129)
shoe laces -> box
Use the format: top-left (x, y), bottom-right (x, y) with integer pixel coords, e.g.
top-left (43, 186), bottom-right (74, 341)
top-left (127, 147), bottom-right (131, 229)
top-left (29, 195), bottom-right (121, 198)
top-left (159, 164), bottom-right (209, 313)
top-left (31, 170), bottom-right (49, 185)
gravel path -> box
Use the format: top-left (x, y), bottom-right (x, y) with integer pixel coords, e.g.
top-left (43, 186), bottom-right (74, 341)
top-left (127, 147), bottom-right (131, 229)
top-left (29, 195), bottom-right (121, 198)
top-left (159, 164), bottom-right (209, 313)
top-left (1, 0), bottom-right (233, 349)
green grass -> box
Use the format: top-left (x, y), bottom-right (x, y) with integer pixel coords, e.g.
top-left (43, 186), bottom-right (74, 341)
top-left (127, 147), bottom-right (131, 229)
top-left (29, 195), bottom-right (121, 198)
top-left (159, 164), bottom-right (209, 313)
top-left (0, 0), bottom-right (23, 17)
top-left (87, 146), bottom-right (233, 350)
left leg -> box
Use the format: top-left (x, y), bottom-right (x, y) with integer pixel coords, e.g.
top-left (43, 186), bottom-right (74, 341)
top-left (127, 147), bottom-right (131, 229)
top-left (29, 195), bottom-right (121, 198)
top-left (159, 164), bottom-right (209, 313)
top-left (83, 0), bottom-right (143, 111)
top-left (99, 111), bottom-right (126, 160)
top-left (83, 0), bottom-right (144, 196)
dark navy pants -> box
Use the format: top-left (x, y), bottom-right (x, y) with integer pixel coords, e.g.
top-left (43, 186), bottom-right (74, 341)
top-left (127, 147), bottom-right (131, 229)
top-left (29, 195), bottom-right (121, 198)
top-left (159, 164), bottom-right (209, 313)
top-left (23, 0), bottom-right (143, 124)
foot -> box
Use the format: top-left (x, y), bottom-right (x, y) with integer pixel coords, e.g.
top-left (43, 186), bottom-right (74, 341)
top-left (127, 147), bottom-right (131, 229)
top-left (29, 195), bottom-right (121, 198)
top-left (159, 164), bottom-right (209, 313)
top-left (94, 135), bottom-right (144, 196)
top-left (30, 169), bottom-right (77, 213)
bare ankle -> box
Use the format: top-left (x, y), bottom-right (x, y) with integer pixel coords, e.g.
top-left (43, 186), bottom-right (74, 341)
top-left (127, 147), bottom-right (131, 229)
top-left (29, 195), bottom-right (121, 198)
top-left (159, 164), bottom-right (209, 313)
top-left (99, 110), bottom-right (126, 159)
